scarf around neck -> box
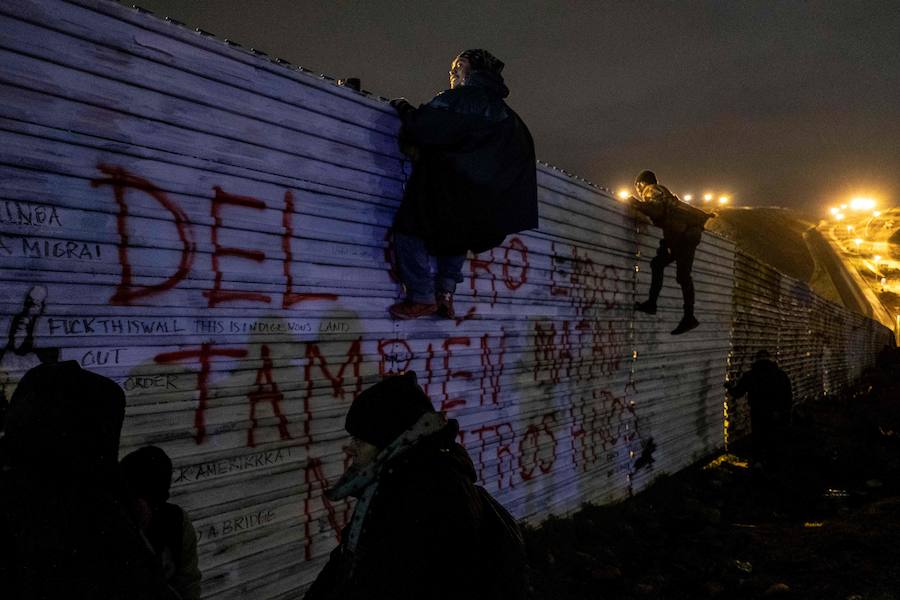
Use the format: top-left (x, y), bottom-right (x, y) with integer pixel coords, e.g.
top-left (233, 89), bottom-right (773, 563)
top-left (326, 411), bottom-right (449, 555)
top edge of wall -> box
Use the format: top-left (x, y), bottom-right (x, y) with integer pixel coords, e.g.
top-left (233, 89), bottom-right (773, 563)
top-left (87, 1), bottom-right (609, 194)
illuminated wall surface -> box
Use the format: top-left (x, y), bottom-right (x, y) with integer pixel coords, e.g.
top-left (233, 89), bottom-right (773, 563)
top-left (0, 1), bottom-right (892, 597)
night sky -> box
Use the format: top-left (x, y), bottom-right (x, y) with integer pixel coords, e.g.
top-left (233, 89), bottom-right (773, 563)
top-left (129, 1), bottom-right (900, 214)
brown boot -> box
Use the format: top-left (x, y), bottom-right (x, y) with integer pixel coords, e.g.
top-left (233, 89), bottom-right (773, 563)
top-left (389, 300), bottom-right (437, 320)
top-left (435, 292), bottom-right (455, 319)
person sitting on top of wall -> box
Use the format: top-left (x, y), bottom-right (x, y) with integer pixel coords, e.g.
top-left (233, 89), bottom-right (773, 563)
top-left (387, 49), bottom-right (539, 320)
top-left (631, 170), bottom-right (712, 335)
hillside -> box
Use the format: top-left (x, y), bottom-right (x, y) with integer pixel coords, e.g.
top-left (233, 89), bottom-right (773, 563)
top-left (707, 207), bottom-right (844, 305)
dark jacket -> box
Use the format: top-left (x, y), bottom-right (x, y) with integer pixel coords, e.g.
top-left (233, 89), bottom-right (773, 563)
top-left (0, 362), bottom-right (174, 600)
top-left (632, 183), bottom-right (710, 241)
top-left (393, 70), bottom-right (538, 256)
top-left (730, 358), bottom-right (793, 426)
top-left (145, 504), bottom-right (202, 600)
top-left (305, 420), bottom-right (525, 600)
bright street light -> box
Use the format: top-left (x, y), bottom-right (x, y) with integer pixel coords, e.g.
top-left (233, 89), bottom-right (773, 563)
top-left (703, 193), bottom-right (713, 202)
top-left (850, 197), bottom-right (876, 211)
top-left (684, 194), bottom-right (693, 202)
top-left (719, 196), bottom-right (729, 205)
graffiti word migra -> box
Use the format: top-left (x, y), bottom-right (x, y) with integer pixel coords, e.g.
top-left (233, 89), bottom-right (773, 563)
top-left (15, 237), bottom-right (101, 261)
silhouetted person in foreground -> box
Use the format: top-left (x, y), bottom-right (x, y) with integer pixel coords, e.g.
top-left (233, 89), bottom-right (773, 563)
top-left (304, 371), bottom-right (526, 600)
top-left (726, 350), bottom-right (793, 470)
top-left (0, 361), bottom-right (174, 600)
top-left (121, 446), bottom-right (202, 600)
top-left (631, 170), bottom-right (712, 335)
top-left (388, 49), bottom-right (538, 320)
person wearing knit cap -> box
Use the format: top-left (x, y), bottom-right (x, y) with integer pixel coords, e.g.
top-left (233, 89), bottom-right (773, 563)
top-left (630, 170), bottom-right (712, 335)
top-left (387, 49), bottom-right (538, 321)
top-left (304, 371), bottom-right (526, 600)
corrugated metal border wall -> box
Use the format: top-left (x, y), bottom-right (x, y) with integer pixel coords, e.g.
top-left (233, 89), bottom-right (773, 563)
top-left (0, 1), bottom-right (892, 598)
top-left (726, 250), bottom-right (889, 439)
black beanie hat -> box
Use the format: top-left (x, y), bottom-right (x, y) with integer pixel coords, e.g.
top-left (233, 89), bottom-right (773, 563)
top-left (120, 445), bottom-right (173, 504)
top-left (456, 49), bottom-right (505, 75)
top-left (345, 371), bottom-right (435, 448)
top-left (635, 170), bottom-right (658, 187)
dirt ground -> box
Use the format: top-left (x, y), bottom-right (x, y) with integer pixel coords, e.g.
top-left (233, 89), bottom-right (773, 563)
top-left (525, 361), bottom-right (900, 600)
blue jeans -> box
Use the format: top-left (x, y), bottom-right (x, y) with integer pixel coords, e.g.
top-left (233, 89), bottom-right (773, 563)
top-left (394, 232), bottom-right (465, 304)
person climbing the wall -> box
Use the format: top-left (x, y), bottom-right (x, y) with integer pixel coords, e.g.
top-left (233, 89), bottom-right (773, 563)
top-left (121, 446), bottom-right (202, 600)
top-left (726, 349), bottom-right (793, 472)
top-left (304, 371), bottom-right (526, 600)
top-left (631, 170), bottom-right (712, 335)
top-left (387, 49), bottom-right (538, 320)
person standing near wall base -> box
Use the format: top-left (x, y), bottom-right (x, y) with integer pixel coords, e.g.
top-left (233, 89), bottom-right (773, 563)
top-left (726, 349), bottom-right (793, 472)
top-left (121, 446), bottom-right (202, 600)
top-left (0, 362), bottom-right (174, 600)
top-left (304, 371), bottom-right (526, 600)
top-left (388, 49), bottom-right (538, 320)
top-left (631, 170), bottom-right (712, 335)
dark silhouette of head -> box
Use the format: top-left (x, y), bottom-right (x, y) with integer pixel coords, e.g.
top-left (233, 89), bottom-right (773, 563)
top-left (4, 361), bottom-right (125, 482)
top-left (635, 170), bottom-right (658, 188)
top-left (754, 349), bottom-right (772, 362)
top-left (120, 446), bottom-right (173, 506)
top-left (456, 49), bottom-right (505, 75)
top-left (345, 371), bottom-right (435, 449)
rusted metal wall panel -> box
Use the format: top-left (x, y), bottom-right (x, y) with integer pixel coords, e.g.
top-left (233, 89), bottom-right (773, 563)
top-left (0, 1), bottom-right (892, 598)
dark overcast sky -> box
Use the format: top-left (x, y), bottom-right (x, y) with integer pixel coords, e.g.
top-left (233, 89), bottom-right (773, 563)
top-left (129, 1), bottom-right (900, 214)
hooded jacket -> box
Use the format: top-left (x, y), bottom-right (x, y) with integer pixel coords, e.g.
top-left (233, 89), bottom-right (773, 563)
top-left (304, 417), bottom-right (524, 600)
top-left (730, 358), bottom-right (793, 423)
top-left (0, 362), bottom-right (174, 600)
top-left (632, 183), bottom-right (711, 240)
top-left (393, 70), bottom-right (539, 256)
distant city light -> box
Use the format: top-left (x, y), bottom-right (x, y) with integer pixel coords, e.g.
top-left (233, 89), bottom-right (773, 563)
top-left (703, 193), bottom-right (713, 202)
top-left (829, 207), bottom-right (839, 215)
top-left (847, 225), bottom-right (854, 232)
top-left (718, 196), bottom-right (729, 205)
top-left (873, 210), bottom-right (881, 217)
top-left (618, 189), bottom-right (630, 199)
top-left (684, 194), bottom-right (693, 202)
top-left (835, 213), bottom-right (845, 220)
top-left (850, 197), bottom-right (876, 211)
top-left (854, 238), bottom-right (863, 246)
top-left (840, 204), bottom-right (848, 209)
top-left (874, 255), bottom-right (881, 262)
